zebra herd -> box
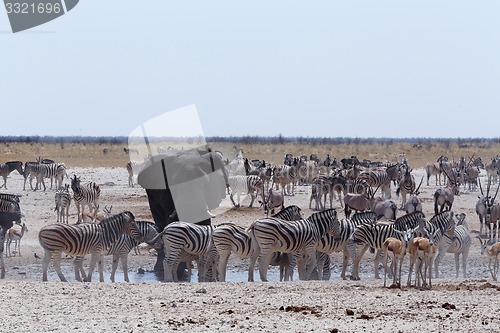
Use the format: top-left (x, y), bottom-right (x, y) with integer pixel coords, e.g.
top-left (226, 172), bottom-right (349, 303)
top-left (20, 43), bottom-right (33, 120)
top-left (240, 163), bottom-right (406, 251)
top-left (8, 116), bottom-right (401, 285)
top-left (1, 150), bottom-right (499, 286)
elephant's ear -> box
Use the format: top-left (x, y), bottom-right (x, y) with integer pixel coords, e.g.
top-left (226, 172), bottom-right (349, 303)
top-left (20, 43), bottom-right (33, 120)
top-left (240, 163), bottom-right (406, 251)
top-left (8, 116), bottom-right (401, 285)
top-left (137, 159), bottom-right (168, 190)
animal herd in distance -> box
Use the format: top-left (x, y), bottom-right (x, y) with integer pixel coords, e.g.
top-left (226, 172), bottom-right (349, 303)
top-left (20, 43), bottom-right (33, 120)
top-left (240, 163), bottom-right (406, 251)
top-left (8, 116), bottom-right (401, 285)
top-left (1, 151), bottom-right (500, 286)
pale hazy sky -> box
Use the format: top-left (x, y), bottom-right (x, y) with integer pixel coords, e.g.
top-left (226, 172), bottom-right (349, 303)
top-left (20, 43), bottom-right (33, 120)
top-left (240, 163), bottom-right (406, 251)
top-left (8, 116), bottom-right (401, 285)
top-left (2, 1), bottom-right (499, 138)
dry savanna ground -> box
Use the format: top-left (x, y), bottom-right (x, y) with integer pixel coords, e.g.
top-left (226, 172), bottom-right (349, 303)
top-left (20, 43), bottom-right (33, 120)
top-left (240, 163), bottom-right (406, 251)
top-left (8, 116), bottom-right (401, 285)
top-left (1, 139), bottom-right (500, 333)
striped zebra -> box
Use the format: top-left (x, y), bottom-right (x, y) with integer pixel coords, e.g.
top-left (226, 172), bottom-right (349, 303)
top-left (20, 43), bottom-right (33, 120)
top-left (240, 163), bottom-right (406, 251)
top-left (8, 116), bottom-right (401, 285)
top-left (247, 208), bottom-right (338, 282)
top-left (272, 163), bottom-right (298, 196)
top-left (73, 220), bottom-right (161, 282)
top-left (316, 212), bottom-right (379, 280)
top-left (349, 211), bottom-right (426, 280)
top-left (175, 244), bottom-right (219, 282)
top-left (0, 193), bottom-right (20, 204)
top-left (38, 211), bottom-right (142, 282)
top-left (395, 168), bottom-right (416, 209)
top-left (0, 161), bottom-right (23, 190)
top-left (22, 161), bottom-right (39, 190)
top-left (433, 213), bottom-right (471, 278)
top-left (161, 222), bottom-right (214, 282)
top-left (213, 205), bottom-right (302, 282)
top-left (54, 184), bottom-right (72, 223)
top-left (0, 198), bottom-right (21, 214)
top-left (32, 162), bottom-right (67, 191)
top-left (228, 175), bottom-right (263, 208)
top-left (357, 169), bottom-right (392, 199)
top-left (0, 211), bottom-right (23, 278)
top-left (71, 174), bottom-right (101, 223)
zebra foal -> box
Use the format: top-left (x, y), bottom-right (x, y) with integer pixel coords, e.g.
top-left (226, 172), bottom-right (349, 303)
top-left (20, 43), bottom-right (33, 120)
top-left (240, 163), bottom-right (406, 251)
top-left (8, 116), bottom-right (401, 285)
top-left (38, 211), bottom-right (142, 282)
top-left (54, 184), bottom-right (72, 223)
top-left (247, 208), bottom-right (338, 282)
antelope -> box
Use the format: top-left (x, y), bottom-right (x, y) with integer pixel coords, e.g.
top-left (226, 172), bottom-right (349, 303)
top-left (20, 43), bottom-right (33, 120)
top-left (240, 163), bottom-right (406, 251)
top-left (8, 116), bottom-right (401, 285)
top-left (383, 229), bottom-right (412, 288)
top-left (475, 176), bottom-right (500, 239)
top-left (6, 223), bottom-right (28, 257)
top-left (477, 237), bottom-right (500, 281)
top-left (433, 167), bottom-right (459, 215)
top-left (403, 176), bottom-right (424, 214)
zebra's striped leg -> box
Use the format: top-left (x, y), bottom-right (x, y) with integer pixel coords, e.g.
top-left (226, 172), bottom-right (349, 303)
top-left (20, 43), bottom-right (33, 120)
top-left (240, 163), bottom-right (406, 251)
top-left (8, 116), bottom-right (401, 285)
top-left (110, 254), bottom-right (120, 283)
top-left (73, 256), bottom-right (86, 282)
top-left (118, 254), bottom-right (129, 282)
top-left (248, 240), bottom-right (260, 282)
top-left (0, 251), bottom-right (5, 279)
top-left (51, 251), bottom-right (68, 282)
top-left (217, 250), bottom-right (230, 282)
top-left (163, 248), bottom-right (182, 282)
top-left (340, 249), bottom-right (350, 280)
top-left (257, 250), bottom-right (274, 282)
top-left (351, 244), bottom-right (370, 280)
top-left (303, 249), bottom-right (318, 280)
top-left (85, 253), bottom-right (101, 282)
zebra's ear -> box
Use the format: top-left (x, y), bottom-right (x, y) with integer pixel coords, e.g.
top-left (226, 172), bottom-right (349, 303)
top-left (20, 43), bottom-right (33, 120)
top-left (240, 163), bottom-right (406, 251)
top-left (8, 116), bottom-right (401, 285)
top-left (124, 211), bottom-right (135, 220)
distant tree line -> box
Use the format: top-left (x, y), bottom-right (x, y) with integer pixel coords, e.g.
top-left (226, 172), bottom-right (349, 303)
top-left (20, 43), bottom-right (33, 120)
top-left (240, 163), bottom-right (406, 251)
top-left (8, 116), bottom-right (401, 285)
top-left (0, 135), bottom-right (499, 146)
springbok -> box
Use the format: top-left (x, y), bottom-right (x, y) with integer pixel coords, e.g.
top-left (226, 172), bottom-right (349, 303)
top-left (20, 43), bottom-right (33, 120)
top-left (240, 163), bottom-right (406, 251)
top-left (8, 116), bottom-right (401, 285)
top-left (433, 167), bottom-right (459, 215)
top-left (477, 236), bottom-right (500, 281)
top-left (383, 229), bottom-right (412, 288)
top-left (6, 223), bottom-right (28, 257)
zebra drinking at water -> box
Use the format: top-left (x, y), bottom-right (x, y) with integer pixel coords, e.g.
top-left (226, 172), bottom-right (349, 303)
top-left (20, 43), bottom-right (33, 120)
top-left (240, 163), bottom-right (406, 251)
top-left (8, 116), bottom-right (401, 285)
top-left (38, 211), bottom-right (142, 282)
top-left (71, 174), bottom-right (101, 223)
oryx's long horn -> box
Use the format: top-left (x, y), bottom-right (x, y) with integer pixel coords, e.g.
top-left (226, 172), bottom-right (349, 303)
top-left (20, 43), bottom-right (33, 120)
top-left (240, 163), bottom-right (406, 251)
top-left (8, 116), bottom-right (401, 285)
top-left (478, 175), bottom-right (484, 196)
top-left (415, 176), bottom-right (424, 194)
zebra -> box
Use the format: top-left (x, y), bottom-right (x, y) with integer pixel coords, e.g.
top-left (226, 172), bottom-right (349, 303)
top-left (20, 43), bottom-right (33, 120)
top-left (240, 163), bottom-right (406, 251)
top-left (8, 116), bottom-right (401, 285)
top-left (0, 211), bottom-right (23, 279)
top-left (0, 198), bottom-right (21, 214)
top-left (349, 211), bottom-right (426, 280)
top-left (0, 161), bottom-right (23, 190)
top-left (161, 221), bottom-right (214, 282)
top-left (213, 205), bottom-right (302, 282)
top-left (0, 193), bottom-right (21, 205)
top-left (228, 175), bottom-right (263, 208)
top-left (73, 220), bottom-right (161, 282)
top-left (71, 174), bottom-right (101, 223)
top-left (316, 212), bottom-right (378, 280)
top-left (38, 211), bottom-right (142, 282)
top-left (357, 169), bottom-right (392, 199)
top-left (395, 167), bottom-right (416, 210)
top-left (54, 184), bottom-right (72, 223)
top-left (433, 213), bottom-right (471, 278)
top-left (32, 162), bottom-right (67, 191)
top-left (272, 162), bottom-right (299, 196)
top-left (247, 208), bottom-right (338, 282)
top-left (22, 161), bottom-right (40, 191)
